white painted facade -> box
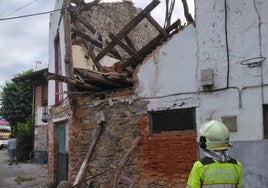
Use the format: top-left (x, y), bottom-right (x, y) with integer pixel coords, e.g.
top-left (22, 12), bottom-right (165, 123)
top-left (136, 1), bottom-right (268, 185)
top-left (48, 0), bottom-right (68, 107)
top-left (136, 0), bottom-right (268, 142)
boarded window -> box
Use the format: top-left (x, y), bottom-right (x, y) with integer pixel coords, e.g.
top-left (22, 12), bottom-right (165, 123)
top-left (149, 108), bottom-right (195, 133)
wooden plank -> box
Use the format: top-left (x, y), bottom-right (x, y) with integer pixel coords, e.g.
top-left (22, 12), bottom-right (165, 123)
top-left (74, 68), bottom-right (129, 87)
top-left (69, 9), bottom-right (97, 34)
top-left (46, 72), bottom-right (102, 91)
top-left (63, 0), bottom-right (73, 82)
top-left (146, 14), bottom-right (168, 38)
top-left (94, 0), bottom-right (160, 63)
top-left (108, 135), bottom-right (143, 188)
top-left (181, 0), bottom-right (194, 23)
top-left (124, 35), bottom-right (136, 51)
top-left (73, 124), bottom-right (104, 187)
top-left (109, 33), bottom-right (143, 61)
top-left (116, 18), bottom-right (181, 72)
top-left (72, 28), bottom-right (103, 48)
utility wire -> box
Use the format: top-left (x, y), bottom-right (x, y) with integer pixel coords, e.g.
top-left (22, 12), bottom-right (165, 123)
top-left (3, 0), bottom-right (38, 18)
top-left (0, 7), bottom-right (69, 21)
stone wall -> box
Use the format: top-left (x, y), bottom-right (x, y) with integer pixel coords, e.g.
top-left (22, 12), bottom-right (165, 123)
top-left (34, 125), bottom-right (48, 151)
top-left (48, 89), bottom-right (197, 187)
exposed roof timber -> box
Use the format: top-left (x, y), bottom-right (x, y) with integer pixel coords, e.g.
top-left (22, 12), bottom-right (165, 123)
top-left (69, 9), bottom-right (98, 37)
top-left (146, 15), bottom-right (168, 38)
top-left (57, 0), bottom-right (186, 92)
top-left (46, 68), bottom-right (131, 91)
top-left (181, 0), bottom-right (194, 23)
top-left (116, 18), bottom-right (181, 72)
top-left (94, 0), bottom-right (161, 64)
top-left (109, 33), bottom-right (143, 62)
top-left (46, 72), bottom-right (102, 91)
top-left (124, 35), bottom-right (136, 51)
top-left (74, 68), bottom-right (130, 88)
top-left (72, 28), bottom-right (102, 48)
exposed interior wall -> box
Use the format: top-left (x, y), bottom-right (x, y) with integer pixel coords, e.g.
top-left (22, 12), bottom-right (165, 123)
top-left (135, 24), bottom-right (198, 98)
top-left (47, 90), bottom-right (197, 187)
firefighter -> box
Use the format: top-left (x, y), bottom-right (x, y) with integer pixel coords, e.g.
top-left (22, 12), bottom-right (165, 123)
top-left (186, 120), bottom-right (242, 188)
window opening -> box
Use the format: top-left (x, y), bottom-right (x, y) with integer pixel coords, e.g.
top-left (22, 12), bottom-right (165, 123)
top-left (149, 108), bottom-right (195, 133)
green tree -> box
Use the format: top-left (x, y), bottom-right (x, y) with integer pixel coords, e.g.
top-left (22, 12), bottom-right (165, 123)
top-left (0, 70), bottom-right (34, 161)
top-left (0, 70), bottom-right (33, 134)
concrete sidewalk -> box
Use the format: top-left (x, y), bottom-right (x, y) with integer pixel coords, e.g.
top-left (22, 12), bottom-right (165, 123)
top-left (0, 149), bottom-right (48, 188)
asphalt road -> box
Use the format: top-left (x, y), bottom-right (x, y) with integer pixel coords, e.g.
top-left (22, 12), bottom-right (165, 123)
top-left (0, 148), bottom-right (47, 188)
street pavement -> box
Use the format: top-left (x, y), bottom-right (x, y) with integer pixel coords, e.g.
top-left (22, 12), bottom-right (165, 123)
top-left (0, 148), bottom-right (47, 188)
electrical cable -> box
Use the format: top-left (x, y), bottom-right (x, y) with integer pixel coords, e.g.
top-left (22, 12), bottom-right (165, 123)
top-left (0, 7), bottom-right (70, 22)
top-left (2, 0), bottom-right (38, 18)
top-left (224, 0), bottom-right (230, 88)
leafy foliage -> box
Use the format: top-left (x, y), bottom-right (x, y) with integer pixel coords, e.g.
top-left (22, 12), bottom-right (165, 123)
top-left (17, 120), bottom-right (34, 161)
top-left (0, 70), bottom-right (33, 134)
top-left (0, 70), bottom-right (34, 161)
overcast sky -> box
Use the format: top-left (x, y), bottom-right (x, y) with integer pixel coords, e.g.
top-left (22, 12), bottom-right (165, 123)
top-left (0, 0), bottom-right (194, 89)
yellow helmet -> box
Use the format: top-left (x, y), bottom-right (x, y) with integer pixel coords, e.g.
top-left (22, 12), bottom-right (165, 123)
top-left (199, 120), bottom-right (233, 150)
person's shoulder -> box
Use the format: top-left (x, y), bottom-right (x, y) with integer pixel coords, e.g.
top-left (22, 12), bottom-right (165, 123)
top-left (235, 159), bottom-right (243, 167)
top-left (192, 158), bottom-right (208, 168)
top-left (228, 158), bottom-right (242, 167)
top-left (199, 156), bottom-right (215, 165)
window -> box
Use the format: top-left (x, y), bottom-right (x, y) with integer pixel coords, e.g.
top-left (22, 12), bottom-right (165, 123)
top-left (221, 116), bottom-right (237, 132)
top-left (41, 100), bottom-right (48, 123)
top-left (149, 108), bottom-right (195, 133)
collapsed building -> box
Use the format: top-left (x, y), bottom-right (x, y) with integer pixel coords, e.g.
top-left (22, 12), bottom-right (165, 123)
top-left (47, 0), bottom-right (195, 187)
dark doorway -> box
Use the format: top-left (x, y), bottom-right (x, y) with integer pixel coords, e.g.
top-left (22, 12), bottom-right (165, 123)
top-left (56, 122), bottom-right (68, 183)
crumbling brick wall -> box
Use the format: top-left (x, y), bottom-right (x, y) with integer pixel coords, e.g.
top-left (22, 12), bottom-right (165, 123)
top-left (48, 89), bottom-right (197, 187)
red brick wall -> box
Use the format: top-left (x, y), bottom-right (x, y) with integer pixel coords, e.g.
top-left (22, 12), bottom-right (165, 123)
top-left (47, 93), bottom-right (198, 187)
top-left (137, 114), bottom-right (198, 187)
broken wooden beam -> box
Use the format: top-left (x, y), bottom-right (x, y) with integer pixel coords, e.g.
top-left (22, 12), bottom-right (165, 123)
top-left (146, 14), bottom-right (168, 38)
top-left (72, 28), bottom-right (103, 49)
top-left (107, 135), bottom-right (143, 188)
top-left (73, 123), bottom-right (104, 187)
top-left (94, 0), bottom-right (160, 63)
top-left (109, 33), bottom-right (143, 62)
top-left (74, 68), bottom-right (131, 88)
top-left (116, 18), bottom-right (181, 72)
top-left (69, 7), bottom-right (98, 35)
top-left (181, 0), bottom-right (194, 23)
top-left (46, 72), bottom-right (102, 91)
top-left (124, 35), bottom-right (136, 52)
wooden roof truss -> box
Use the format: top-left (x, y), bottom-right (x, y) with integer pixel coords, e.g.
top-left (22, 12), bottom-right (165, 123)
top-left (48, 0), bottom-right (183, 92)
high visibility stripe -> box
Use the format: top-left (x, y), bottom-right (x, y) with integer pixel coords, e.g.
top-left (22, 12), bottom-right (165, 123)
top-left (187, 158), bottom-right (242, 188)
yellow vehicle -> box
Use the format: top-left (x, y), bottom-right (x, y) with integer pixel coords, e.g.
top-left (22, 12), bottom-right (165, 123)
top-left (0, 119), bottom-right (11, 149)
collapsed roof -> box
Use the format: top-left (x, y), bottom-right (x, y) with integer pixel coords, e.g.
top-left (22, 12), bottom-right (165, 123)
top-left (47, 0), bottom-right (193, 93)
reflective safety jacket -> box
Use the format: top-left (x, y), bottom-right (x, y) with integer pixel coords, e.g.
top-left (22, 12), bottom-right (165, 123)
top-left (187, 157), bottom-right (242, 188)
